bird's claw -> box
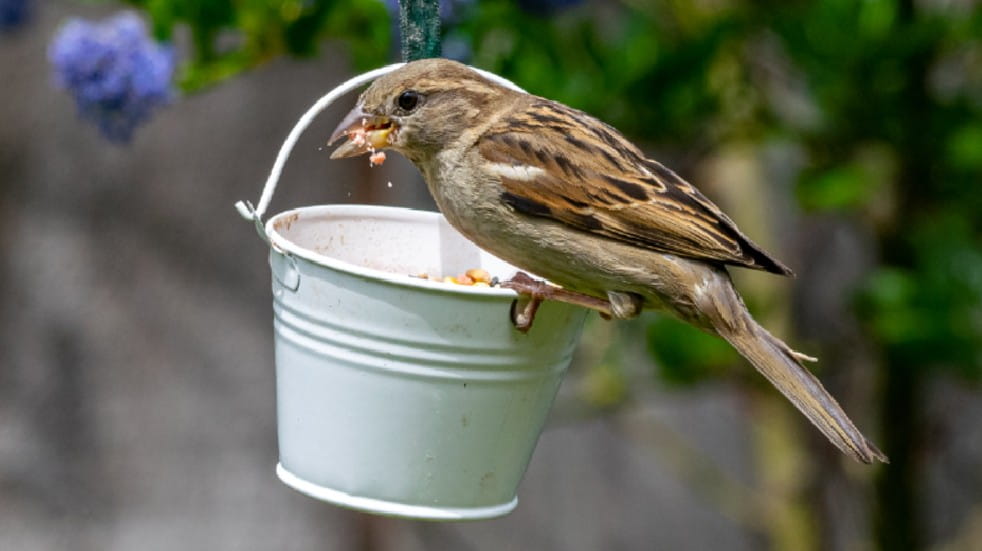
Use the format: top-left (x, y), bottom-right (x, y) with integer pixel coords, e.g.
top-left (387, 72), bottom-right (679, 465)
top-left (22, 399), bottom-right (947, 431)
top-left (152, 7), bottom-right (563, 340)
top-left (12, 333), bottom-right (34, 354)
top-left (503, 272), bottom-right (547, 333)
top-left (509, 294), bottom-right (542, 333)
top-left (502, 272), bottom-right (616, 332)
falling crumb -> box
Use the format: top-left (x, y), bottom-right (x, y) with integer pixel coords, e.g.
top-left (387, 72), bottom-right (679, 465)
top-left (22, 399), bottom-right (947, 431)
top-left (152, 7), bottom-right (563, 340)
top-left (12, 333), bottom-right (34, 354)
top-left (369, 150), bottom-right (387, 167)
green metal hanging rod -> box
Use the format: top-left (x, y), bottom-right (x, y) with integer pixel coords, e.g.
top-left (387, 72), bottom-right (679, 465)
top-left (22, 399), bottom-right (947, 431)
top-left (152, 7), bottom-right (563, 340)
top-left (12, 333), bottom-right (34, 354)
top-left (399, 0), bottom-right (442, 61)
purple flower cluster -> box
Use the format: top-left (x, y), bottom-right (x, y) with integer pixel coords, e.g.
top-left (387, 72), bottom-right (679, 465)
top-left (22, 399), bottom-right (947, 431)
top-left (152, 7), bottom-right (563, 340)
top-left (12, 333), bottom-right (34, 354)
top-left (0, 0), bottom-right (30, 32)
top-left (49, 12), bottom-right (175, 143)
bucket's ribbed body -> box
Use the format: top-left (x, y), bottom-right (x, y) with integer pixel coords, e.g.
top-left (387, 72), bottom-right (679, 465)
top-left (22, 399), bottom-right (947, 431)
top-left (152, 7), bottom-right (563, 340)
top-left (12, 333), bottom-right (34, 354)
top-left (267, 206), bottom-right (586, 520)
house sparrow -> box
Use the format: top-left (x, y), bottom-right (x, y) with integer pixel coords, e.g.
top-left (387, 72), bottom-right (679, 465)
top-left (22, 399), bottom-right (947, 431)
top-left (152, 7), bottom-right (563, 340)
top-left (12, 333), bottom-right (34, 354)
top-left (329, 58), bottom-right (887, 464)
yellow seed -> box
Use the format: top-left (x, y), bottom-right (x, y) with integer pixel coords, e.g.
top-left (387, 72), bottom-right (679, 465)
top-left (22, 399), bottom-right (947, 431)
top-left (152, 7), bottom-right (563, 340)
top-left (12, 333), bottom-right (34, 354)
top-left (443, 276), bottom-right (458, 284)
top-left (465, 268), bottom-right (491, 283)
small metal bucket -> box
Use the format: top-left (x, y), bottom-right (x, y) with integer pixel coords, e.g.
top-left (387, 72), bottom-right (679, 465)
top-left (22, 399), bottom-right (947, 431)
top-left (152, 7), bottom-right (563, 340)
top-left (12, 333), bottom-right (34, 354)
top-left (265, 205), bottom-right (586, 520)
top-left (235, 65), bottom-right (583, 519)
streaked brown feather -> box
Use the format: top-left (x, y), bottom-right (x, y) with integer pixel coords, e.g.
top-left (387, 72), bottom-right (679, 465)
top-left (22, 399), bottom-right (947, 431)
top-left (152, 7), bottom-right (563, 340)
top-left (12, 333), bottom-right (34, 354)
top-left (478, 99), bottom-right (793, 276)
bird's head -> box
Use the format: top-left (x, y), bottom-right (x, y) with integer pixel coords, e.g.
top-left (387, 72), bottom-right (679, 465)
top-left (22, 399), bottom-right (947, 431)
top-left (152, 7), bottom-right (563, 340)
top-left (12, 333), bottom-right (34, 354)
top-left (330, 58), bottom-right (511, 164)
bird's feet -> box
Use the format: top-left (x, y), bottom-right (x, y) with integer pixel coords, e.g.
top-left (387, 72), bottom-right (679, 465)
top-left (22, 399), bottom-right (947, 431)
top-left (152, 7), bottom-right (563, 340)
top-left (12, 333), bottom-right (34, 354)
top-left (501, 272), bottom-right (640, 332)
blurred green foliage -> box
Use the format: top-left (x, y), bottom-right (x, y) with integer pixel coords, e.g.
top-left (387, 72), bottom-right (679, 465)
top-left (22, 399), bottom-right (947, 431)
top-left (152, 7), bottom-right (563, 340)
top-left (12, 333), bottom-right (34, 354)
top-left (123, 0), bottom-right (392, 91)
top-left (859, 215), bottom-right (982, 380)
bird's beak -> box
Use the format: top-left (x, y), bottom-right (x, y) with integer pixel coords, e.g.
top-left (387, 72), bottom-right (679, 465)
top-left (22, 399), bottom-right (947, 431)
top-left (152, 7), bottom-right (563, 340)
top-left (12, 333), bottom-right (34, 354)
top-left (329, 104), bottom-right (396, 159)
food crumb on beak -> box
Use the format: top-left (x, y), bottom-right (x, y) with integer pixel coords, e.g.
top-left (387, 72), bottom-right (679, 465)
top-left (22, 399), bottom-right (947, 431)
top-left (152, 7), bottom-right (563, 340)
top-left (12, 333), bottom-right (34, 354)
top-left (329, 107), bottom-right (396, 163)
top-left (339, 126), bottom-right (388, 166)
top-left (342, 122), bottom-right (391, 166)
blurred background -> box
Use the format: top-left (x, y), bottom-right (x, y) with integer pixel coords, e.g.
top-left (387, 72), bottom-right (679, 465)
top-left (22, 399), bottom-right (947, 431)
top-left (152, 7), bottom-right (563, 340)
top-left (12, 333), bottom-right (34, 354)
top-left (1, 0), bottom-right (980, 549)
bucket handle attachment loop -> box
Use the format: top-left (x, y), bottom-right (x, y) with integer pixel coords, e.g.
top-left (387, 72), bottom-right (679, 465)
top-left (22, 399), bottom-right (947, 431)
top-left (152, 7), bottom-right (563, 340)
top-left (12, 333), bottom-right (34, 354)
top-left (241, 199), bottom-right (301, 291)
top-left (270, 249), bottom-right (302, 292)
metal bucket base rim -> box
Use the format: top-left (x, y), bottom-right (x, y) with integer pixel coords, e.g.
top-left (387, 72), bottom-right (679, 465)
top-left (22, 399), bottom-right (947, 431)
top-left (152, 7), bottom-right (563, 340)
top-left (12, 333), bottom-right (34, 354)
top-left (276, 463), bottom-right (518, 521)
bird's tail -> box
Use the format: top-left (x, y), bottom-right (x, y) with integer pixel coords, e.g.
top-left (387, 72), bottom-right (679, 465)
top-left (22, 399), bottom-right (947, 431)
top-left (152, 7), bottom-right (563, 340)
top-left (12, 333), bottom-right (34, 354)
top-left (720, 322), bottom-right (887, 463)
top-left (693, 274), bottom-right (888, 464)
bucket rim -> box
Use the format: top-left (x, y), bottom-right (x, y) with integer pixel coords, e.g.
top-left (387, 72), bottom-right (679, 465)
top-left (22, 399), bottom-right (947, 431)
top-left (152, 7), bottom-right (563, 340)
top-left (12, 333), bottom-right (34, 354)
top-left (275, 463), bottom-right (518, 521)
top-left (266, 204), bottom-right (524, 299)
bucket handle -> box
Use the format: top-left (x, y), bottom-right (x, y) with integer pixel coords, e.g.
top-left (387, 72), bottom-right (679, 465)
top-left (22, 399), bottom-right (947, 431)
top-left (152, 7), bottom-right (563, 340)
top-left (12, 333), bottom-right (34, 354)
top-left (234, 63), bottom-right (406, 232)
top-left (234, 62), bottom-right (526, 237)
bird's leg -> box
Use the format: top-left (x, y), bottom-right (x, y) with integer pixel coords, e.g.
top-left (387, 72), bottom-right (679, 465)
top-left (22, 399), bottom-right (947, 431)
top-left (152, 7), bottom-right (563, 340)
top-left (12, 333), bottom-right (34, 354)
top-left (501, 272), bottom-right (616, 332)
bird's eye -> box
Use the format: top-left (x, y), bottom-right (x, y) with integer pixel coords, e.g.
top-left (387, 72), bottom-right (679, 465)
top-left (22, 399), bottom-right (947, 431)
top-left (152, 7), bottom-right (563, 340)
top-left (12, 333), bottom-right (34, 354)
top-left (396, 90), bottom-right (421, 112)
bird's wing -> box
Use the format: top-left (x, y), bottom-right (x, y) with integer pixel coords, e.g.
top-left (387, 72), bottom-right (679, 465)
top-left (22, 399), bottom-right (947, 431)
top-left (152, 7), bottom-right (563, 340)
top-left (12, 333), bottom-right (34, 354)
top-left (477, 99), bottom-right (792, 276)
